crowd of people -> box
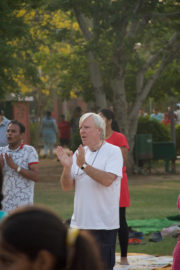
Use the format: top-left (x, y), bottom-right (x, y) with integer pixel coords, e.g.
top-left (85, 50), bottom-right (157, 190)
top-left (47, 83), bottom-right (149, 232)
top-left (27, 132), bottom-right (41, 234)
top-left (0, 103), bottom-right (179, 269)
top-left (139, 105), bottom-right (180, 126)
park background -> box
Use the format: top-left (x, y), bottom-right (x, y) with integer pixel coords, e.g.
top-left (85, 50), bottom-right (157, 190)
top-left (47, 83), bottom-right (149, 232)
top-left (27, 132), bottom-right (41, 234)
top-left (1, 0), bottom-right (180, 259)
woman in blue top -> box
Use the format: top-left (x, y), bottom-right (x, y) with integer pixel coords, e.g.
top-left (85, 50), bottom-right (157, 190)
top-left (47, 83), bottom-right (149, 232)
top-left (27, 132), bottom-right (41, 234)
top-left (40, 111), bottom-right (58, 159)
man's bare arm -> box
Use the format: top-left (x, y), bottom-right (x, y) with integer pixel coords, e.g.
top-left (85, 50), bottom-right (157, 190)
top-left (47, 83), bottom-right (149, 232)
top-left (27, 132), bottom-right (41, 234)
top-left (83, 165), bottom-right (117, 186)
top-left (5, 153), bottom-right (38, 182)
top-left (60, 167), bottom-right (74, 191)
top-left (76, 144), bottom-right (117, 186)
top-left (17, 163), bottom-right (39, 182)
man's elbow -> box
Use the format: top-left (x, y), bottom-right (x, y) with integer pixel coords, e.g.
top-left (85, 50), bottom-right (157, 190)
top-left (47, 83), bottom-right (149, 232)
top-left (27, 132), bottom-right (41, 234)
top-left (61, 185), bottom-right (72, 191)
top-left (103, 175), bottom-right (117, 187)
top-left (103, 179), bottom-right (114, 187)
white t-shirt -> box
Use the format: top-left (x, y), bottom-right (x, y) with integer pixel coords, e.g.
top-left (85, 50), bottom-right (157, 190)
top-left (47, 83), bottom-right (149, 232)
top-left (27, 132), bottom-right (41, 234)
top-left (0, 144), bottom-right (39, 212)
top-left (70, 142), bottom-right (123, 230)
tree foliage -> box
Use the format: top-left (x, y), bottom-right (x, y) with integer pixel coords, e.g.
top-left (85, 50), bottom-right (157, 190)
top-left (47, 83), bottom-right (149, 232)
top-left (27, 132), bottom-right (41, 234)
top-left (46, 0), bottom-right (180, 171)
top-left (1, 0), bottom-right (180, 171)
top-left (0, 0), bottom-right (29, 98)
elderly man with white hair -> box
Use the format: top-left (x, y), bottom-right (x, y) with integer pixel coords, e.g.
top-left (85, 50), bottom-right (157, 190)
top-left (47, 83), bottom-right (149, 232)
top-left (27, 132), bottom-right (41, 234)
top-left (56, 112), bottom-right (123, 270)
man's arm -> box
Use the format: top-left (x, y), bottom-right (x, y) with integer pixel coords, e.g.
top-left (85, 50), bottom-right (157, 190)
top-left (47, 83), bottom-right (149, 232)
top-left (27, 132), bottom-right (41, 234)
top-left (16, 163), bottom-right (38, 182)
top-left (82, 165), bottom-right (117, 186)
top-left (56, 146), bottom-right (74, 191)
top-left (5, 153), bottom-right (38, 182)
top-left (76, 144), bottom-right (118, 187)
top-left (60, 167), bottom-right (75, 191)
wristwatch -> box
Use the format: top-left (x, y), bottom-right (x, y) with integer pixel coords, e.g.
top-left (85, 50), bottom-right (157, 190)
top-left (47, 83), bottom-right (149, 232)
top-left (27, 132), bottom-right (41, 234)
top-left (16, 166), bottom-right (21, 173)
top-left (81, 162), bottom-right (88, 170)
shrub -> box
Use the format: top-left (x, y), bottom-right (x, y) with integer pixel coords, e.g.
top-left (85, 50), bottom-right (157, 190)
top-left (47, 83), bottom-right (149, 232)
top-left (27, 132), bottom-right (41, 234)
top-left (70, 129), bottom-right (82, 152)
top-left (137, 116), bottom-right (171, 142)
top-left (30, 122), bottom-right (41, 147)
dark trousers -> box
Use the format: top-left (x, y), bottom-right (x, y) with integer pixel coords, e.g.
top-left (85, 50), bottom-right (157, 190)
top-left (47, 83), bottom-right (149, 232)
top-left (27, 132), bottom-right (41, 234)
top-left (118, 207), bottom-right (129, 257)
top-left (89, 229), bottom-right (117, 270)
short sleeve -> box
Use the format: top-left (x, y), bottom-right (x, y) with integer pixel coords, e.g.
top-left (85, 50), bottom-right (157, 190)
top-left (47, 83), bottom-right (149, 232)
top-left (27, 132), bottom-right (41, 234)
top-left (105, 146), bottom-right (123, 177)
top-left (28, 147), bottom-right (39, 166)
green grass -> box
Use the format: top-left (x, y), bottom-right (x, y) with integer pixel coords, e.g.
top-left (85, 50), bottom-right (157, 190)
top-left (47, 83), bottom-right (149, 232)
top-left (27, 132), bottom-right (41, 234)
top-left (34, 171), bottom-right (180, 256)
top-left (127, 180), bottom-right (179, 219)
top-left (34, 182), bottom-right (74, 220)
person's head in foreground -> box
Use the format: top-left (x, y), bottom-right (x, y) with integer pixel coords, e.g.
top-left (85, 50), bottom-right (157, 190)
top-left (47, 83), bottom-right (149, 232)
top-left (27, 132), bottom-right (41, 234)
top-left (0, 206), bottom-right (103, 270)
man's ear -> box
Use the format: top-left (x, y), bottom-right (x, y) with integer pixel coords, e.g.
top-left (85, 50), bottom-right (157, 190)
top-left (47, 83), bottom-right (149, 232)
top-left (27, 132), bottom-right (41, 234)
top-left (33, 250), bottom-right (56, 270)
top-left (98, 128), bottom-right (103, 136)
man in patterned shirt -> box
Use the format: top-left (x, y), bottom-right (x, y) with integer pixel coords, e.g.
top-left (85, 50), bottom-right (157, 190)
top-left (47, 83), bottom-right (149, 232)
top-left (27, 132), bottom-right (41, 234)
top-left (0, 120), bottom-right (39, 212)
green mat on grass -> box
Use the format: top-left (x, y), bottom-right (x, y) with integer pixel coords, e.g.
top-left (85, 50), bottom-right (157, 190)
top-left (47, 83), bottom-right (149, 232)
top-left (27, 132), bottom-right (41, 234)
top-left (127, 216), bottom-right (180, 234)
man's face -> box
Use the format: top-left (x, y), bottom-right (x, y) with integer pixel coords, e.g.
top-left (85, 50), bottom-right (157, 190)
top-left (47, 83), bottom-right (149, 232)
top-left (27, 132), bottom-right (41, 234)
top-left (6, 124), bottom-right (23, 146)
top-left (80, 116), bottom-right (101, 147)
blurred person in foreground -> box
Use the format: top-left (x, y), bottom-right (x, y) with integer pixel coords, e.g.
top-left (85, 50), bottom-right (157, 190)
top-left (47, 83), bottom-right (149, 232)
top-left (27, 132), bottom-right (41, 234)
top-left (56, 112), bottom-right (123, 270)
top-left (0, 120), bottom-right (39, 213)
top-left (99, 108), bottom-right (130, 265)
top-left (0, 105), bottom-right (10, 147)
top-left (0, 205), bottom-right (104, 270)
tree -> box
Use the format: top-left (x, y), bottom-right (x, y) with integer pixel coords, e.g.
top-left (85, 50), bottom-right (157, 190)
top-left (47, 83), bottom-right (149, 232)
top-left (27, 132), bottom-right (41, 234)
top-left (0, 0), bottom-right (31, 98)
top-left (11, 7), bottom-right (79, 119)
top-left (148, 59), bottom-right (180, 105)
top-left (46, 0), bottom-right (180, 171)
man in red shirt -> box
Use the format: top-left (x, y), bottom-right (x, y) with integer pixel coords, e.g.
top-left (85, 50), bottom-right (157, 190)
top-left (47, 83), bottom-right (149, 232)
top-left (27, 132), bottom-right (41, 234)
top-left (58, 115), bottom-right (71, 147)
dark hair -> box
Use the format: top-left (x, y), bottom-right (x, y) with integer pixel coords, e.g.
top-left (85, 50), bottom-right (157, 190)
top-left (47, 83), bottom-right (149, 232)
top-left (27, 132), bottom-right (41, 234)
top-left (74, 107), bottom-right (82, 113)
top-left (46, 111), bottom-right (52, 117)
top-left (8, 120), bottom-right (25, 134)
top-left (99, 108), bottom-right (120, 132)
top-left (0, 166), bottom-right (3, 209)
top-left (0, 206), bottom-right (103, 270)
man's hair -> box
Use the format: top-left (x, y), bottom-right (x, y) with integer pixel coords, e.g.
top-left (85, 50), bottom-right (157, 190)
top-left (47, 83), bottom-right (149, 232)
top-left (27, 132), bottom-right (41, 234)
top-left (79, 113), bottom-right (105, 140)
top-left (8, 120), bottom-right (25, 134)
top-left (75, 106), bottom-right (82, 113)
top-left (46, 111), bottom-right (52, 117)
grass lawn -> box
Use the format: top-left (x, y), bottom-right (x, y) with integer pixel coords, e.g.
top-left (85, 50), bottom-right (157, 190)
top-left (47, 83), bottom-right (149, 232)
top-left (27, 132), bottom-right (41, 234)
top-left (34, 159), bottom-right (180, 256)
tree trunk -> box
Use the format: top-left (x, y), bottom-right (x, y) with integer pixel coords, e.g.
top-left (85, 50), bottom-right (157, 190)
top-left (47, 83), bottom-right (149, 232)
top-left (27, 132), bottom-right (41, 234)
top-left (88, 52), bottom-right (107, 110)
top-left (111, 74), bottom-right (137, 174)
top-left (111, 77), bottom-right (128, 135)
